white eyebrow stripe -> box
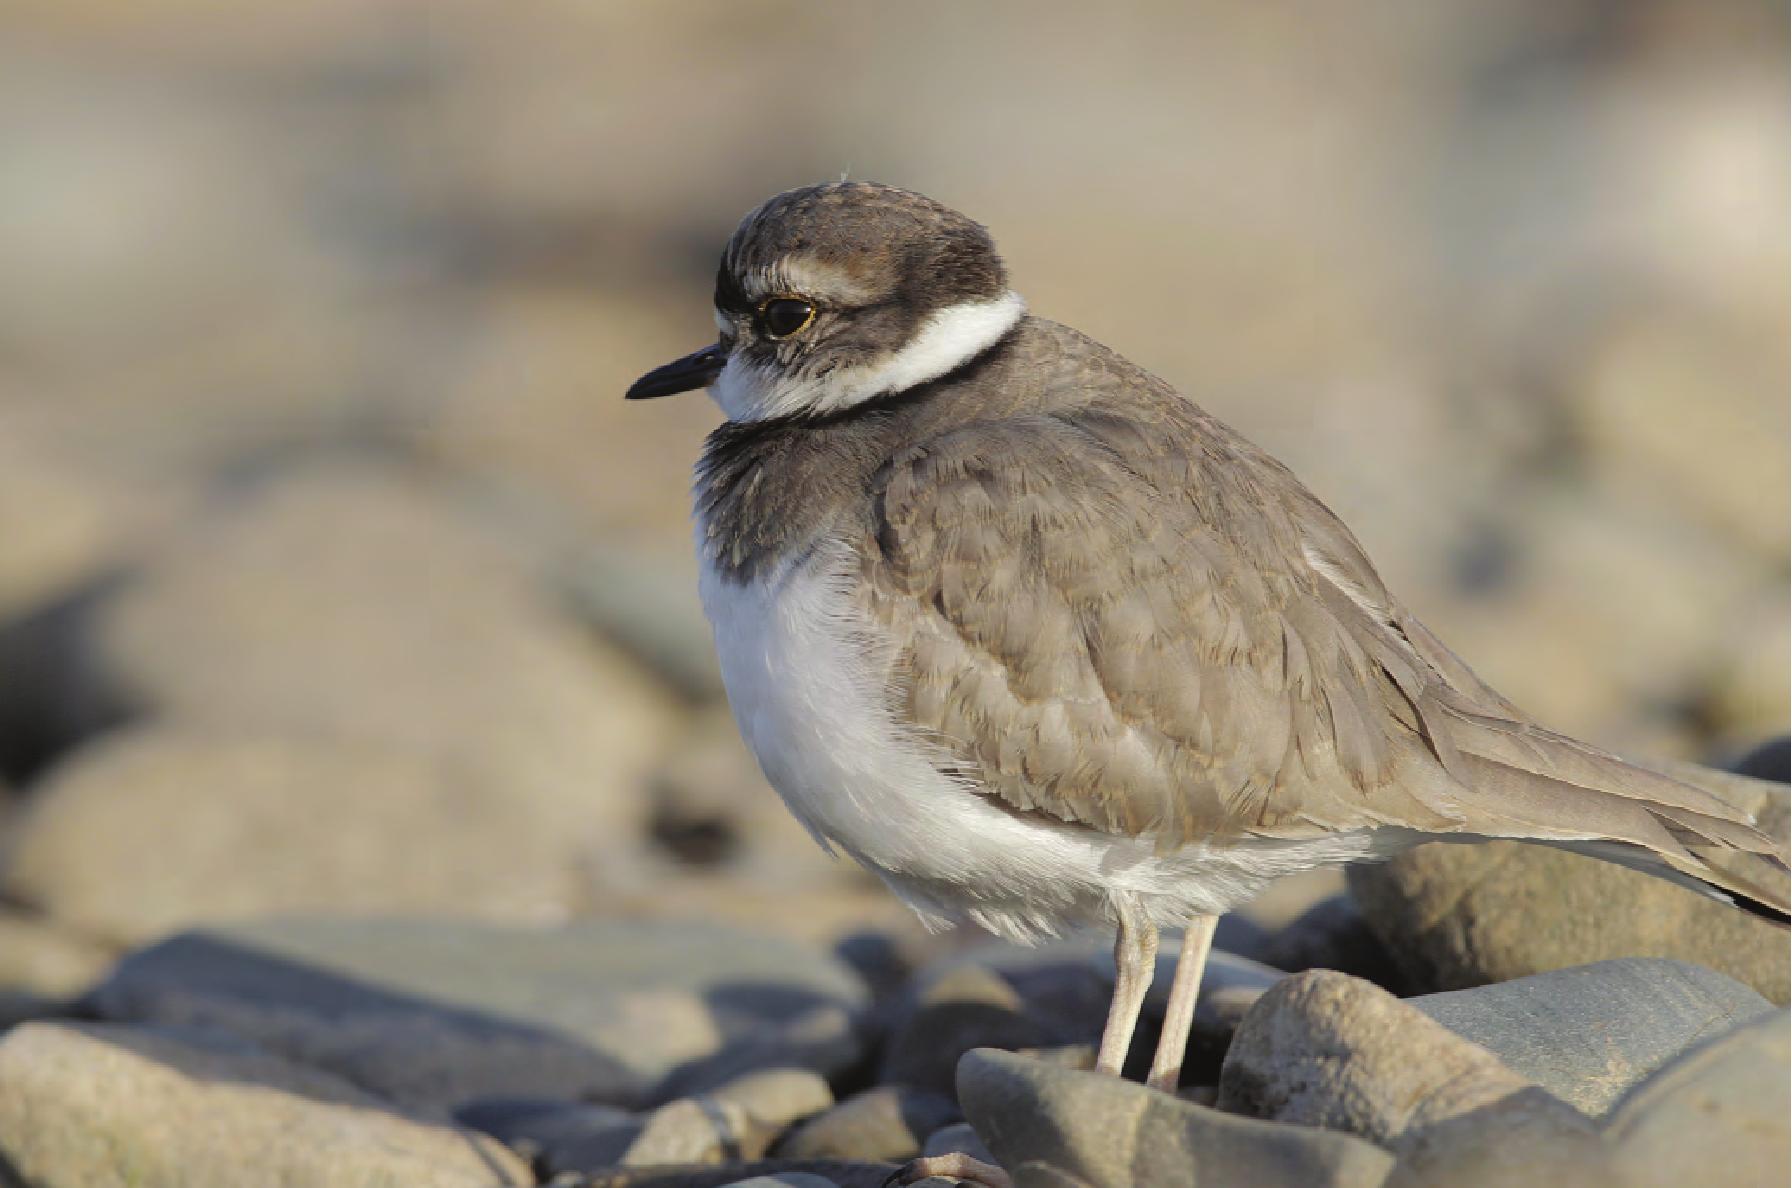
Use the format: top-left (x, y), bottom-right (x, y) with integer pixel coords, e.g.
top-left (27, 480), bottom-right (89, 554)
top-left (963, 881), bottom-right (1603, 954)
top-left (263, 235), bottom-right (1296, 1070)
top-left (840, 290), bottom-right (1026, 406)
top-left (711, 290), bottom-right (1025, 422)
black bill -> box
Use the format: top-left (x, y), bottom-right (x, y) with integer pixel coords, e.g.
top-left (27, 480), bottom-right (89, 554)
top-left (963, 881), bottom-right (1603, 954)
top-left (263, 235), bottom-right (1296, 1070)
top-left (626, 343), bottom-right (727, 400)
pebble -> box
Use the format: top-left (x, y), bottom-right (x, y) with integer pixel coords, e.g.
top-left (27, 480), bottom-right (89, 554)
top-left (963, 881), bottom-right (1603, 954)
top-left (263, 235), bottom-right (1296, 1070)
top-left (773, 1086), bottom-right (962, 1161)
top-left (920, 1121), bottom-right (997, 1165)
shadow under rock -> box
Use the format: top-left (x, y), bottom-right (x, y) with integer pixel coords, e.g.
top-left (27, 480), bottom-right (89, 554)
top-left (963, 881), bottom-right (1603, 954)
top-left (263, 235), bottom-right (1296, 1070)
top-left (0, 570), bottom-right (140, 786)
top-left (657, 977), bottom-right (869, 1101)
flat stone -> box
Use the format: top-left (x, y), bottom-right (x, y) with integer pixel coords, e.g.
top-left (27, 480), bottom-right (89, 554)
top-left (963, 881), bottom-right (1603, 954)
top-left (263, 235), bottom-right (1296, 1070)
top-left (1218, 970), bottom-right (1592, 1153)
top-left (5, 727), bottom-right (583, 943)
top-left (88, 916), bottom-right (867, 1112)
top-left (1348, 769), bottom-right (1789, 1004)
top-left (45, 464), bottom-right (680, 893)
top-left (1409, 958), bottom-right (1774, 1116)
top-left (958, 1047), bottom-right (1395, 1188)
top-left (0, 1021), bottom-right (530, 1187)
top-left (1603, 1010), bottom-right (1791, 1188)
top-left (774, 1086), bottom-right (961, 1161)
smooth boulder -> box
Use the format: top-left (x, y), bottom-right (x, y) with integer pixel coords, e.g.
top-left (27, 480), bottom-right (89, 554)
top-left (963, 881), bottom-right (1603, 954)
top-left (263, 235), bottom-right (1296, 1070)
top-left (1348, 767), bottom-right (1789, 1004)
top-left (958, 1047), bottom-right (1395, 1188)
top-left (1409, 958), bottom-right (1774, 1116)
top-left (0, 1021), bottom-right (530, 1188)
top-left (1217, 970), bottom-right (1596, 1155)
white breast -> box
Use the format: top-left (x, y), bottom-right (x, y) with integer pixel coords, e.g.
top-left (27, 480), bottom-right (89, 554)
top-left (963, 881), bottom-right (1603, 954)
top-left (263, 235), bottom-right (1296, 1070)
top-left (697, 542), bottom-right (1392, 942)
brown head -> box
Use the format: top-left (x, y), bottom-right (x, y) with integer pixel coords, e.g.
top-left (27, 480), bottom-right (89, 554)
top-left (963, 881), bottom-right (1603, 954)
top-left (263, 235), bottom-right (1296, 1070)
top-left (627, 182), bottom-right (1024, 420)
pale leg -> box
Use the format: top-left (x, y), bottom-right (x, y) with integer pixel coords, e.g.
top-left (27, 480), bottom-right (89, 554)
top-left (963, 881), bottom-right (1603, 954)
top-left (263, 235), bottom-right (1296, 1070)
top-left (1094, 907), bottom-right (1159, 1077)
top-left (1146, 913), bottom-right (1218, 1092)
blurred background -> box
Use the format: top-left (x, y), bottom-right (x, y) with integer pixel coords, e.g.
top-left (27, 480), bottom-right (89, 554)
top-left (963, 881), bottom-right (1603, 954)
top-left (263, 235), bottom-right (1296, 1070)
top-left (0, 1), bottom-right (1784, 985)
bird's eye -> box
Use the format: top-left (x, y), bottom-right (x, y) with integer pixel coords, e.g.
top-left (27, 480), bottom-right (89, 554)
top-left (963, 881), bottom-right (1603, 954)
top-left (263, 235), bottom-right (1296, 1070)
top-left (758, 298), bottom-right (815, 339)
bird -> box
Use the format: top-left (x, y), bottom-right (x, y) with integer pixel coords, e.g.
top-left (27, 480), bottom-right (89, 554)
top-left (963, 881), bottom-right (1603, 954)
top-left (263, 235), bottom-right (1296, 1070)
top-left (627, 181), bottom-right (1789, 1116)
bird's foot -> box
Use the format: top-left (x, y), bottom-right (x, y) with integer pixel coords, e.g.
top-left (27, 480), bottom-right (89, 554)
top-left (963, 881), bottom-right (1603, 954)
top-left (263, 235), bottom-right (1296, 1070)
top-left (888, 1151), bottom-right (1013, 1188)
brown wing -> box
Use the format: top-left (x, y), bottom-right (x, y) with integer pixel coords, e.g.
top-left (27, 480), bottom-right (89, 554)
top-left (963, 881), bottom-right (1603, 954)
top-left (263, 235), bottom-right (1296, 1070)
top-left (859, 403), bottom-right (1467, 844)
top-left (858, 386), bottom-right (1786, 917)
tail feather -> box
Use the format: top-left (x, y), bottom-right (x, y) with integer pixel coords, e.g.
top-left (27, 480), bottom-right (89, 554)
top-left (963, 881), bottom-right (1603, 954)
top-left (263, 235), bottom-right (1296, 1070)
top-left (1425, 707), bottom-right (1790, 925)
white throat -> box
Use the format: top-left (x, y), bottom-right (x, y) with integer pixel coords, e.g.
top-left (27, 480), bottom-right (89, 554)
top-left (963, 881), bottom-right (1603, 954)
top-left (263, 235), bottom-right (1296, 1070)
top-left (711, 290), bottom-right (1025, 422)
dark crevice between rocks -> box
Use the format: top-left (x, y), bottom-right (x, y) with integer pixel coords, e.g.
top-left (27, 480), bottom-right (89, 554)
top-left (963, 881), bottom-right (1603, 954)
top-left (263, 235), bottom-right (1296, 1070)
top-left (0, 570), bottom-right (144, 788)
top-left (646, 798), bottom-right (741, 868)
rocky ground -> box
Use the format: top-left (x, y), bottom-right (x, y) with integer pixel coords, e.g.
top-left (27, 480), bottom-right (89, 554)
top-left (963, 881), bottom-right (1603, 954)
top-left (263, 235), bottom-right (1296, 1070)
top-left (0, 3), bottom-right (1786, 1186)
top-left (0, 454), bottom-right (1783, 1187)
top-left (0, 793), bottom-right (1786, 1187)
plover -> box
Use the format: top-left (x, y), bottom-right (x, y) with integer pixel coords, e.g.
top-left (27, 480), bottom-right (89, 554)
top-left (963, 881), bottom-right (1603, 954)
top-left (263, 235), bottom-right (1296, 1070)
top-left (629, 182), bottom-right (1790, 1103)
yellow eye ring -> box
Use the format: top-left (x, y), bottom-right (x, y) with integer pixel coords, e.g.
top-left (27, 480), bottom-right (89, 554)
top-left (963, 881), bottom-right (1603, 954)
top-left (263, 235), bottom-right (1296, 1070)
top-left (758, 296), bottom-right (816, 339)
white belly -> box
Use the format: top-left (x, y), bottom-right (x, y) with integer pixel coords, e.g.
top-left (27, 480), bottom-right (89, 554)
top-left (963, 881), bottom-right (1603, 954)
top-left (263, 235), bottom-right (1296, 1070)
top-left (698, 542), bottom-right (1387, 941)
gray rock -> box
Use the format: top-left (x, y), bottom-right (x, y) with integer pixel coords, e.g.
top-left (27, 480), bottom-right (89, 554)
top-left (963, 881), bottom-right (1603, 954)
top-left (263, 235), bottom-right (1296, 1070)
top-left (628, 1068), bottom-right (833, 1166)
top-left (87, 916), bottom-right (867, 1112)
top-left (5, 727), bottom-right (584, 944)
top-left (49, 464), bottom-right (680, 881)
top-left (718, 1176), bottom-right (842, 1188)
top-left (490, 1068), bottom-right (830, 1172)
top-left (774, 1086), bottom-right (961, 1161)
top-left (1410, 958), bottom-right (1775, 1116)
top-left (1603, 1010), bottom-right (1790, 1188)
top-left (1218, 970), bottom-right (1592, 1154)
top-left (455, 1094), bottom-right (634, 1162)
top-left (958, 1047), bottom-right (1395, 1188)
top-left (880, 963), bottom-right (1049, 1096)
top-left (0, 1020), bottom-right (531, 1187)
top-left (1255, 894), bottom-right (1404, 990)
top-left (575, 1162), bottom-right (898, 1188)
top-left (1349, 772), bottom-right (1790, 1005)
top-left (921, 1121), bottom-right (997, 1165)
top-left (1380, 1095), bottom-right (1618, 1188)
